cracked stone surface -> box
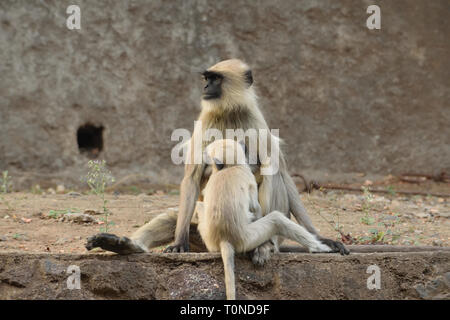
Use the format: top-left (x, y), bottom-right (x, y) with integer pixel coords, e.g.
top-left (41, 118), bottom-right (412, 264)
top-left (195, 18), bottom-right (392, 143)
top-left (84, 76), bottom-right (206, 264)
top-left (0, 251), bottom-right (449, 299)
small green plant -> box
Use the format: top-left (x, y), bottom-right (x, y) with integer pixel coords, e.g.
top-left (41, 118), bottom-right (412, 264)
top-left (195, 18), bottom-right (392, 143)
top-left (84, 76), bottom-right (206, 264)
top-left (369, 228), bottom-right (385, 243)
top-left (316, 208), bottom-right (349, 242)
top-left (0, 171), bottom-right (13, 210)
top-left (0, 171), bottom-right (13, 193)
top-left (386, 185), bottom-right (396, 196)
top-left (48, 210), bottom-right (65, 219)
top-left (48, 208), bottom-right (80, 219)
top-left (12, 233), bottom-right (24, 240)
top-left (128, 185), bottom-right (141, 195)
top-left (82, 160), bottom-right (115, 232)
top-left (355, 229), bottom-right (386, 244)
top-left (385, 229), bottom-right (401, 244)
top-left (360, 186), bottom-right (375, 225)
top-left (31, 184), bottom-right (43, 195)
top-left (98, 218), bottom-right (116, 232)
top-left (331, 209), bottom-right (343, 234)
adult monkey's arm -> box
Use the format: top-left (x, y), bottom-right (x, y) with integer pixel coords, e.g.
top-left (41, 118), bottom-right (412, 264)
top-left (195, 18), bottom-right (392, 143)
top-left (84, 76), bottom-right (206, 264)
top-left (164, 161), bottom-right (204, 252)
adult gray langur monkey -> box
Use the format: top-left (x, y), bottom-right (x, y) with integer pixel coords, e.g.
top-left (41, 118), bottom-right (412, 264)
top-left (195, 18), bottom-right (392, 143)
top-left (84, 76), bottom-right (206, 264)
top-left (85, 59), bottom-right (349, 261)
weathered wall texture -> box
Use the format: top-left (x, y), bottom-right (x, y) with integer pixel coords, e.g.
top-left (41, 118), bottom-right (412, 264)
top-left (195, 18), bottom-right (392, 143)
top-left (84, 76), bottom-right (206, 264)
top-left (0, 0), bottom-right (449, 187)
top-left (0, 251), bottom-right (449, 300)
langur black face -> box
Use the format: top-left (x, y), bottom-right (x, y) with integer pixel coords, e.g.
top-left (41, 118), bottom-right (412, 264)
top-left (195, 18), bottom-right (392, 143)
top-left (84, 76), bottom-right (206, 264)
top-left (202, 71), bottom-right (223, 100)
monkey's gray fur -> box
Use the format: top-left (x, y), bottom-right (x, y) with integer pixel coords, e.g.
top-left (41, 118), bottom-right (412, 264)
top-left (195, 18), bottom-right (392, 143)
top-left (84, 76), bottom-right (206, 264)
top-left (85, 59), bottom-right (349, 263)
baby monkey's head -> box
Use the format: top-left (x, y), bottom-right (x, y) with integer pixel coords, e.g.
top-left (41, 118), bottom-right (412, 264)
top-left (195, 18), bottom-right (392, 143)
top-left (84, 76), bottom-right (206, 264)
top-left (205, 139), bottom-right (247, 173)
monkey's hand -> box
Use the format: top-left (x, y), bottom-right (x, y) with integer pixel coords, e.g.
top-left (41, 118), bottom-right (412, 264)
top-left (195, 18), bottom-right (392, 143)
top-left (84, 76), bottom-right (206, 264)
top-left (319, 237), bottom-right (350, 255)
top-left (250, 241), bottom-right (275, 266)
top-left (164, 242), bottom-right (189, 253)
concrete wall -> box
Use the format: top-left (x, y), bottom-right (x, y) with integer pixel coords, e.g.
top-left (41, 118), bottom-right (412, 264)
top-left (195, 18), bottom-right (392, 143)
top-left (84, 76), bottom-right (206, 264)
top-left (0, 0), bottom-right (449, 186)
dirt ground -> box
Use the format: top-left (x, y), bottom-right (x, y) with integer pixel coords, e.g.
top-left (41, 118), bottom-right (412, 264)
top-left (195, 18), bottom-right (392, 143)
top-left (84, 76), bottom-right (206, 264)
top-left (0, 178), bottom-right (448, 254)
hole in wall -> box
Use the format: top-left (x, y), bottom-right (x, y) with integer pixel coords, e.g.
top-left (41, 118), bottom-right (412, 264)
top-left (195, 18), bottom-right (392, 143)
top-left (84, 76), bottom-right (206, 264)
top-left (77, 124), bottom-right (104, 159)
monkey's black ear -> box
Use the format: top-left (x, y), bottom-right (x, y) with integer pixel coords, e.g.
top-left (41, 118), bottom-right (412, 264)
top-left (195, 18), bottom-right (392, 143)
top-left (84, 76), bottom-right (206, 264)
top-left (245, 70), bottom-right (253, 87)
top-left (213, 158), bottom-right (225, 171)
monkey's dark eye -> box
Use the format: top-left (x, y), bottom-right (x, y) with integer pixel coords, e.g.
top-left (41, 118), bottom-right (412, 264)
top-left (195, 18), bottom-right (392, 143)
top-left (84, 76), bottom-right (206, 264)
top-left (202, 71), bottom-right (223, 83)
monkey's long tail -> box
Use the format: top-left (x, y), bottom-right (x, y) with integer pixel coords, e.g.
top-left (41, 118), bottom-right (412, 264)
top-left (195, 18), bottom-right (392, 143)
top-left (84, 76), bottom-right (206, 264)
top-left (220, 241), bottom-right (236, 300)
top-left (281, 170), bottom-right (318, 235)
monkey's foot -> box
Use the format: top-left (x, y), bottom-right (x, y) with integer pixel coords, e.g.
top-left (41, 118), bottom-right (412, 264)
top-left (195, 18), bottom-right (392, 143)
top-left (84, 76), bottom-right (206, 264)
top-left (164, 242), bottom-right (189, 253)
top-left (250, 242), bottom-right (275, 266)
top-left (85, 233), bottom-right (147, 254)
top-left (318, 238), bottom-right (350, 255)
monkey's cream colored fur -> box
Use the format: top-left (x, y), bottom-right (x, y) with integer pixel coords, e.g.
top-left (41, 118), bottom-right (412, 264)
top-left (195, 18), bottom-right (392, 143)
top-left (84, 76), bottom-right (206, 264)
top-left (198, 139), bottom-right (330, 300)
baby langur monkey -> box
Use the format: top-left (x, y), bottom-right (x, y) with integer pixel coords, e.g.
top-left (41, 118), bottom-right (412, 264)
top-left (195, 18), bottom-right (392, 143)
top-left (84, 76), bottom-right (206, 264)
top-left (198, 139), bottom-right (332, 300)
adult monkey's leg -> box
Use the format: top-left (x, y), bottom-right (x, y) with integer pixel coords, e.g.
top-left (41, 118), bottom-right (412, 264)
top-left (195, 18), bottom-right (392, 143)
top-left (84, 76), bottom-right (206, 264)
top-left (85, 207), bottom-right (206, 254)
top-left (85, 211), bottom-right (177, 254)
top-left (130, 211), bottom-right (178, 249)
top-left (131, 202), bottom-right (206, 251)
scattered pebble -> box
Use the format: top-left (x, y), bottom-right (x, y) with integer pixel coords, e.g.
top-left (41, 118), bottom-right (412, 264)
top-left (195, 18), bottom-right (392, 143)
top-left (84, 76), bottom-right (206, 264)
top-left (68, 192), bottom-right (82, 197)
top-left (54, 238), bottom-right (69, 245)
top-left (32, 212), bottom-right (44, 218)
top-left (437, 211), bottom-right (450, 218)
top-left (56, 185), bottom-right (65, 194)
top-left (390, 200), bottom-right (402, 207)
top-left (372, 196), bottom-right (388, 203)
top-left (137, 193), bottom-right (147, 200)
top-left (84, 209), bottom-right (102, 216)
top-left (412, 212), bottom-right (430, 219)
top-left (430, 233), bottom-right (441, 238)
top-left (61, 212), bottom-right (96, 223)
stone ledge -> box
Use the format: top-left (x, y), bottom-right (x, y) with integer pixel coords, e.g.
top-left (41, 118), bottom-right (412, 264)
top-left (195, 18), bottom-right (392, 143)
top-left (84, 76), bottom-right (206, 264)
top-left (0, 247), bottom-right (449, 299)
